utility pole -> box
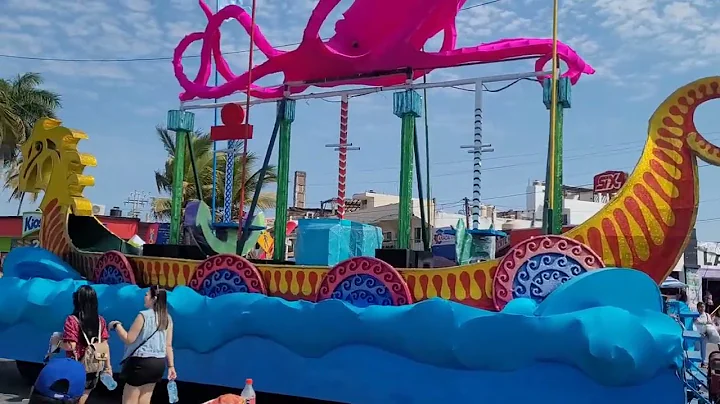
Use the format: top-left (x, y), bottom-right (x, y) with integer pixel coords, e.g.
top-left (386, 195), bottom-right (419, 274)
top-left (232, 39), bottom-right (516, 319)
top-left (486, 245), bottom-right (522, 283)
top-left (463, 197), bottom-right (470, 228)
top-left (124, 190), bottom-right (149, 219)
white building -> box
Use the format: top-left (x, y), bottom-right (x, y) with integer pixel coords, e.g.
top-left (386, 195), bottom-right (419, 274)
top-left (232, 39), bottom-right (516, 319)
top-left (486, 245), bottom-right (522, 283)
top-left (343, 192), bottom-right (462, 250)
top-left (344, 182), bottom-right (608, 251)
top-left (496, 180), bottom-right (607, 231)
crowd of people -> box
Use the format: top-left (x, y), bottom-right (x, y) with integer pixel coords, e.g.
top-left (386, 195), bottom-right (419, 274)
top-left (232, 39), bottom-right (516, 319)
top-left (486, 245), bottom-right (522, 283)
top-left (29, 285), bottom-right (176, 404)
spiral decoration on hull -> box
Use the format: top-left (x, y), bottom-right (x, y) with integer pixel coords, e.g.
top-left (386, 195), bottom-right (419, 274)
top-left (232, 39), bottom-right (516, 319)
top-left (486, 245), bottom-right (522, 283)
top-left (93, 251), bottom-right (136, 285)
top-left (492, 235), bottom-right (605, 310)
top-left (189, 254), bottom-right (267, 298)
top-left (315, 257), bottom-right (413, 307)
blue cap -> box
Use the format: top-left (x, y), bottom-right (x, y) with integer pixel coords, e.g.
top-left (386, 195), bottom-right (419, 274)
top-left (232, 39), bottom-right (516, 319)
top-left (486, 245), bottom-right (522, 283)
top-left (34, 358), bottom-right (86, 399)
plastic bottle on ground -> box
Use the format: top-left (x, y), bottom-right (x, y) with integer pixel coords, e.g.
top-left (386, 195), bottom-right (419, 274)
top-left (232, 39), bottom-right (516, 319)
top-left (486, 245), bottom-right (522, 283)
top-left (100, 372), bottom-right (117, 390)
top-left (167, 380), bottom-right (179, 403)
top-left (240, 378), bottom-right (256, 404)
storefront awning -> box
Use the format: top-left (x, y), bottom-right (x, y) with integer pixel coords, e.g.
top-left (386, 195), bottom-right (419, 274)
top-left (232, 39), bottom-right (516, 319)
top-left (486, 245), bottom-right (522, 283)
top-left (699, 267), bottom-right (720, 279)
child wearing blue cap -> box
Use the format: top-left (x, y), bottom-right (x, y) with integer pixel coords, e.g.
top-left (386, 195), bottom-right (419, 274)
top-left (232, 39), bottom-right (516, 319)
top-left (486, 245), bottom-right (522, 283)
top-left (29, 357), bottom-right (85, 403)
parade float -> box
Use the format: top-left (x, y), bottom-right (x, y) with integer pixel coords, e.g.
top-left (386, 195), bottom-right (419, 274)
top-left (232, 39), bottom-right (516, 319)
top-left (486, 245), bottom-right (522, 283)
top-left (0, 0), bottom-right (714, 402)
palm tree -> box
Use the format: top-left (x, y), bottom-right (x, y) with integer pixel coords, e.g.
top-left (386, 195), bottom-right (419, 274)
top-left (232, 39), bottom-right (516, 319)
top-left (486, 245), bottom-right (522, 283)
top-left (0, 94), bottom-right (22, 158)
top-left (151, 126), bottom-right (277, 220)
top-left (0, 73), bottom-right (61, 213)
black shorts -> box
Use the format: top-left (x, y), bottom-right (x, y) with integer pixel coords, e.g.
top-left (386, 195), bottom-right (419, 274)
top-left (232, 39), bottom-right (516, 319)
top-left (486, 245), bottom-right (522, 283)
top-left (122, 357), bottom-right (166, 387)
top-left (85, 373), bottom-right (99, 390)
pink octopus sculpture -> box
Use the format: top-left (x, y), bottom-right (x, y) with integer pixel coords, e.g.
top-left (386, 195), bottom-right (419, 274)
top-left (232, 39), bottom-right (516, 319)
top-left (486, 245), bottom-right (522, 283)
top-left (173, 0), bottom-right (596, 101)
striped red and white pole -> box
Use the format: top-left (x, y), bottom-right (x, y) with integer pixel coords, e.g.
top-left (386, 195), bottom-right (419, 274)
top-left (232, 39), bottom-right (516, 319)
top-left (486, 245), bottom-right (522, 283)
top-left (336, 95), bottom-right (349, 219)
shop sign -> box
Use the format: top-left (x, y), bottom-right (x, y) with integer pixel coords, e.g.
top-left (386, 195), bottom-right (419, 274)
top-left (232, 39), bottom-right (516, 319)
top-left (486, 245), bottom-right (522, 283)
top-left (22, 211), bottom-right (42, 238)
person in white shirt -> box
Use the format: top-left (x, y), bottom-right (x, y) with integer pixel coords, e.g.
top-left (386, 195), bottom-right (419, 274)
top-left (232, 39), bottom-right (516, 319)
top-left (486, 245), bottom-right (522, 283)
top-left (694, 302), bottom-right (717, 367)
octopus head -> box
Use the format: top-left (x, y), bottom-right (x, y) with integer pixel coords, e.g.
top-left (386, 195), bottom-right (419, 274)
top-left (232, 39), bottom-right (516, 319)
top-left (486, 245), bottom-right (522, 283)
top-left (331, 0), bottom-right (467, 53)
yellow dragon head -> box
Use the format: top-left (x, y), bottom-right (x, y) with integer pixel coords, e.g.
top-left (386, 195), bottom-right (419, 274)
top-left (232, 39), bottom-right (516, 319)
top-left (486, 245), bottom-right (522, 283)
top-left (18, 118), bottom-right (97, 216)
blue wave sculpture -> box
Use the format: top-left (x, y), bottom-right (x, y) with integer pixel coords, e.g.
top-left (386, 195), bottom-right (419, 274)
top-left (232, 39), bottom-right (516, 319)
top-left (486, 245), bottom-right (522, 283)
top-left (0, 262), bottom-right (685, 403)
top-left (2, 247), bottom-right (82, 281)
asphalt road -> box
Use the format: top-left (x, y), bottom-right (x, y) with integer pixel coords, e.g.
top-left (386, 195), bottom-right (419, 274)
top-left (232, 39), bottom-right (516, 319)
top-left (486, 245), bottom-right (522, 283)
top-left (0, 359), bottom-right (31, 403)
top-left (0, 359), bottom-right (334, 404)
top-left (0, 359), bottom-right (242, 404)
top-left (0, 359), bottom-right (118, 404)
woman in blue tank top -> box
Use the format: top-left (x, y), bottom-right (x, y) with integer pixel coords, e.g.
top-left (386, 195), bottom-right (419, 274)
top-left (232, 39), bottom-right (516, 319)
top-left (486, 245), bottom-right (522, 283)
top-left (109, 286), bottom-right (176, 404)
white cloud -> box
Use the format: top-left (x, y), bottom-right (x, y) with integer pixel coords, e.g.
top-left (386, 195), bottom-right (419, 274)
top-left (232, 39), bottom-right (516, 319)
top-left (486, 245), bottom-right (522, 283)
top-left (591, 0), bottom-right (719, 61)
top-left (38, 61), bottom-right (134, 82)
top-left (5, 0), bottom-right (54, 12)
top-left (456, 5), bottom-right (537, 42)
top-left (0, 33), bottom-right (46, 55)
top-left (15, 16), bottom-right (51, 27)
top-left (0, 16), bottom-right (21, 30)
top-left (120, 0), bottom-right (155, 13)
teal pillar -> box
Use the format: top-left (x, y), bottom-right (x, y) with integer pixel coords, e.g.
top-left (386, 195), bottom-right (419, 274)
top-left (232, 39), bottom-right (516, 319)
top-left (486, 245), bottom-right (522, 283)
top-left (167, 110), bottom-right (195, 244)
top-left (273, 100), bottom-right (296, 261)
top-left (541, 77), bottom-right (571, 235)
top-left (393, 90), bottom-right (422, 249)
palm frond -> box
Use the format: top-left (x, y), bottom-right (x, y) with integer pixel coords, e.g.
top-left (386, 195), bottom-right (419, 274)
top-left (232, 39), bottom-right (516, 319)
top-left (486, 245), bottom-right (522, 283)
top-left (0, 73), bottom-right (60, 199)
top-left (152, 129), bottom-right (278, 220)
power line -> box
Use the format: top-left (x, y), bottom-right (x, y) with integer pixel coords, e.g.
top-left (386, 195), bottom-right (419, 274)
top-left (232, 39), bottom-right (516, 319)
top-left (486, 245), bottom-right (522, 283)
top-left (0, 1), bottom-right (502, 63)
top-left (451, 77), bottom-right (535, 93)
top-left (458, 195), bottom-right (720, 224)
top-left (295, 136), bottom-right (720, 187)
top-left (323, 133), bottom-right (720, 174)
top-left (301, 132), bottom-right (720, 177)
top-left (299, 161), bottom-right (715, 203)
top-left (318, 75), bottom-right (535, 102)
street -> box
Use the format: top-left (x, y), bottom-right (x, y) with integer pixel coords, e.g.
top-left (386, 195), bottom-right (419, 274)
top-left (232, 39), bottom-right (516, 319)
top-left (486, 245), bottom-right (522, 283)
top-left (0, 358), bottom-right (122, 403)
top-left (0, 359), bottom-right (33, 403)
top-left (0, 359), bottom-right (332, 404)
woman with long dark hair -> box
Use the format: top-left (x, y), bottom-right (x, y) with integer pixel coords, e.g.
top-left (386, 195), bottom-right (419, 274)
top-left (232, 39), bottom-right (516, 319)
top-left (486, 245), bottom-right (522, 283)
top-left (110, 286), bottom-right (176, 404)
top-left (61, 285), bottom-right (111, 404)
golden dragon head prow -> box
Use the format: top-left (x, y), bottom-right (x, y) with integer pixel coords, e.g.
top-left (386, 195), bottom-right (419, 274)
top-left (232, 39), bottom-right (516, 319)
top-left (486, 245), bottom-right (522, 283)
top-left (18, 118), bottom-right (98, 216)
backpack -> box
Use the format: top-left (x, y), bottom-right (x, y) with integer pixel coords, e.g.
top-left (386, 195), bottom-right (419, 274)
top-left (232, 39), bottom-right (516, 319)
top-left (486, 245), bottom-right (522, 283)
top-left (73, 316), bottom-right (109, 374)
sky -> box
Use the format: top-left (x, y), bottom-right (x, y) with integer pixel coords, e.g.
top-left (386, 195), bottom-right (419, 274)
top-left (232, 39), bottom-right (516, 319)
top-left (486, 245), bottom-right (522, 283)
top-left (1, 0), bottom-right (720, 240)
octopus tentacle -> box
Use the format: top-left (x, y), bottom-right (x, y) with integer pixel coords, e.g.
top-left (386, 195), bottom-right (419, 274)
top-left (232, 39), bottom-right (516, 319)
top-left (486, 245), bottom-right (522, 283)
top-left (174, 31), bottom-right (212, 94)
top-left (303, 0), bottom-right (342, 42)
top-left (441, 25), bottom-right (457, 51)
top-left (173, 1), bottom-right (287, 100)
top-left (179, 57), bottom-right (286, 101)
top-left (199, 0), bottom-right (283, 59)
top-left (417, 39), bottom-right (595, 84)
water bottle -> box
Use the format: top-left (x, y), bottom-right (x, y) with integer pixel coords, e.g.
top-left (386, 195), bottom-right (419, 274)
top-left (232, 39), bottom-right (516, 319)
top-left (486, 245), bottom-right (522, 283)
top-left (167, 380), bottom-right (179, 403)
top-left (240, 378), bottom-right (256, 403)
top-left (100, 372), bottom-right (117, 391)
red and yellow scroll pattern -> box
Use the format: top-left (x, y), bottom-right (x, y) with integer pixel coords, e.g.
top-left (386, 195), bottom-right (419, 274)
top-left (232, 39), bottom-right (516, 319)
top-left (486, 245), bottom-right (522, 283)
top-left (565, 78), bottom-right (720, 283)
